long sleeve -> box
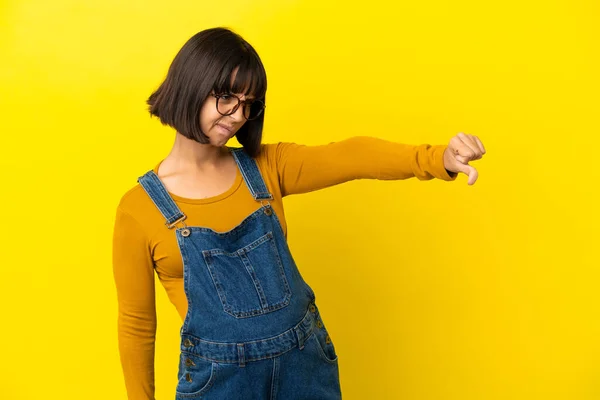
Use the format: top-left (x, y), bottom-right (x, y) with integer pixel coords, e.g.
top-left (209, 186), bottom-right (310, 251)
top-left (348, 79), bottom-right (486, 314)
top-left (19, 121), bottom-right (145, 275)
top-left (112, 205), bottom-right (157, 400)
top-left (270, 136), bottom-right (458, 197)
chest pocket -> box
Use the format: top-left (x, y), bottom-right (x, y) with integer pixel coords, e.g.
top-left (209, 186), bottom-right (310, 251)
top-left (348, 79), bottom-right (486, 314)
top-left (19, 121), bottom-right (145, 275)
top-left (202, 231), bottom-right (292, 319)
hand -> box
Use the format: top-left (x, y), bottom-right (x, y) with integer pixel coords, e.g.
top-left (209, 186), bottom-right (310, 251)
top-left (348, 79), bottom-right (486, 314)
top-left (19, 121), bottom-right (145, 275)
top-left (443, 132), bottom-right (486, 185)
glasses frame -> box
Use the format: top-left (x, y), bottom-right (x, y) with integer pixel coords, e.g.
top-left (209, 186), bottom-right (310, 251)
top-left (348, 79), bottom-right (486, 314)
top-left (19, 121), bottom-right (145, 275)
top-left (211, 93), bottom-right (266, 121)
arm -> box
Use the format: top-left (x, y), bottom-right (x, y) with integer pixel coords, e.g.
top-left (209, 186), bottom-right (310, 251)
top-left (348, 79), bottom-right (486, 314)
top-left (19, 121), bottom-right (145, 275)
top-left (112, 206), bottom-right (157, 400)
top-left (269, 136), bottom-right (458, 197)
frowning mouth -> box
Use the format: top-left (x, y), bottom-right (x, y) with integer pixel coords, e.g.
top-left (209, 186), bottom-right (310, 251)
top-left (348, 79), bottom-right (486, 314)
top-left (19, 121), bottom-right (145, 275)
top-left (216, 123), bottom-right (234, 133)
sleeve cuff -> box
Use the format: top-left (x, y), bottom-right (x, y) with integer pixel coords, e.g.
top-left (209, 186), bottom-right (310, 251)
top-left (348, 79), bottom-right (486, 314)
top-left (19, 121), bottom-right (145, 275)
top-left (432, 145), bottom-right (458, 181)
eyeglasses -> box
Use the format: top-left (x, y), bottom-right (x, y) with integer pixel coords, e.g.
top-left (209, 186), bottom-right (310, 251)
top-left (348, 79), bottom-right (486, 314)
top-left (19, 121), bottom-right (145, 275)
top-left (211, 93), bottom-right (265, 121)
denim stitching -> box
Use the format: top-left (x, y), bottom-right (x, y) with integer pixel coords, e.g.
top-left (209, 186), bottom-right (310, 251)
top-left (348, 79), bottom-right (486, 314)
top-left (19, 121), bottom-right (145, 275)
top-left (179, 307), bottom-right (315, 363)
top-left (309, 331), bottom-right (338, 365)
top-left (201, 231), bottom-right (292, 318)
top-left (175, 362), bottom-right (219, 398)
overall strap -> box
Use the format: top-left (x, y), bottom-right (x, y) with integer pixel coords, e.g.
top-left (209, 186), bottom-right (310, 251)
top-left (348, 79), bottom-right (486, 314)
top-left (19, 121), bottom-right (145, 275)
top-left (136, 146), bottom-right (271, 229)
top-left (137, 171), bottom-right (186, 229)
top-left (230, 147), bottom-right (273, 201)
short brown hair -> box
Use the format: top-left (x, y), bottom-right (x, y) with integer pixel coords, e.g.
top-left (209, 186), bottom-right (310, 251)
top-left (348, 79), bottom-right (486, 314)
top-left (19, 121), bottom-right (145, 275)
top-left (146, 27), bottom-right (267, 157)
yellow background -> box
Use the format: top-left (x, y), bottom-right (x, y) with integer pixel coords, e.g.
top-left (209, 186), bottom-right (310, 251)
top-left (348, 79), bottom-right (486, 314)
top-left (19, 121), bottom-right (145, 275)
top-left (1, 0), bottom-right (598, 399)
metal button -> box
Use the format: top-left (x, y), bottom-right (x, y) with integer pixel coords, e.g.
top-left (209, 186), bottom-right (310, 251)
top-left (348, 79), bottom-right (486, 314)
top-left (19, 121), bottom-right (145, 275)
top-left (317, 320), bottom-right (323, 328)
top-left (186, 372), bottom-right (192, 382)
top-left (181, 228), bottom-right (191, 237)
top-left (325, 335), bottom-right (331, 344)
top-left (183, 338), bottom-right (193, 348)
top-left (309, 304), bottom-right (316, 313)
top-left (185, 358), bottom-right (196, 367)
top-left (264, 207), bottom-right (272, 216)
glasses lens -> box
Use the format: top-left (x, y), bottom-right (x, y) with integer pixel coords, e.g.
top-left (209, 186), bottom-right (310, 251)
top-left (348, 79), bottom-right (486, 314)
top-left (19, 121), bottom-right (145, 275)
top-left (216, 95), bottom-right (239, 116)
top-left (245, 100), bottom-right (265, 120)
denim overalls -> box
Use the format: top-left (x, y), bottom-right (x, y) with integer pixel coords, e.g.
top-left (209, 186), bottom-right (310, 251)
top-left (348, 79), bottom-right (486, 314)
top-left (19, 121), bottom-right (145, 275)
top-left (137, 147), bottom-right (342, 399)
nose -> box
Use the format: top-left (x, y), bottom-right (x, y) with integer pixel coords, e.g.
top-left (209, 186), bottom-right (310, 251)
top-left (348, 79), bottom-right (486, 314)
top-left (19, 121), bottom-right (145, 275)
top-left (227, 102), bottom-right (245, 123)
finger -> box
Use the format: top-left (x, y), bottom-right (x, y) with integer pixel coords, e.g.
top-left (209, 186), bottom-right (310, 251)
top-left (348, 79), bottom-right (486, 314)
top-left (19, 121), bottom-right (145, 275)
top-left (455, 154), bottom-right (470, 164)
top-left (452, 137), bottom-right (477, 161)
top-left (467, 165), bottom-right (479, 185)
top-left (473, 135), bottom-right (486, 155)
top-left (454, 159), bottom-right (479, 185)
top-left (457, 133), bottom-right (481, 160)
top-left (462, 134), bottom-right (486, 161)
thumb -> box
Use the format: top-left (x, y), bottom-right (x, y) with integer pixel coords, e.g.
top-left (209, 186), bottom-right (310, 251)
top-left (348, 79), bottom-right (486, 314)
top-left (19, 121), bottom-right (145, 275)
top-left (455, 161), bottom-right (479, 185)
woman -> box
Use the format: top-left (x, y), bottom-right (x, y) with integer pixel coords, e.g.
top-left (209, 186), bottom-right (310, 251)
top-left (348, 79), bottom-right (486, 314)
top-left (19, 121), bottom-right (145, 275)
top-left (112, 27), bottom-right (485, 400)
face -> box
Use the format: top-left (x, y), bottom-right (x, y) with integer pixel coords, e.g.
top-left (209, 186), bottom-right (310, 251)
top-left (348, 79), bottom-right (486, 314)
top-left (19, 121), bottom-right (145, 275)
top-left (198, 90), bottom-right (256, 147)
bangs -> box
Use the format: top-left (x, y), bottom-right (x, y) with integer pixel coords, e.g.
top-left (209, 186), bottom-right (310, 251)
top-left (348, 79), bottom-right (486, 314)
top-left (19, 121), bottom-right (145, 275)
top-left (213, 52), bottom-right (267, 100)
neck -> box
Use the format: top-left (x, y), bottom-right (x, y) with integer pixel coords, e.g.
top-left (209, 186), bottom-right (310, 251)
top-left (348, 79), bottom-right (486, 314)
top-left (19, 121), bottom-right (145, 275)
top-left (164, 132), bottom-right (231, 173)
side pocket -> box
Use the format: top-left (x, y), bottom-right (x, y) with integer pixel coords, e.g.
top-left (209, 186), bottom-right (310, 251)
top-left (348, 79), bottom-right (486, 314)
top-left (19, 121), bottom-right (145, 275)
top-left (310, 328), bottom-right (338, 364)
top-left (175, 353), bottom-right (219, 399)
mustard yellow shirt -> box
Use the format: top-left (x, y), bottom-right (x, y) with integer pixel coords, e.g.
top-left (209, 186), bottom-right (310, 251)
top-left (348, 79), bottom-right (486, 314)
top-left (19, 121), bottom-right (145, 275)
top-left (112, 136), bottom-right (458, 399)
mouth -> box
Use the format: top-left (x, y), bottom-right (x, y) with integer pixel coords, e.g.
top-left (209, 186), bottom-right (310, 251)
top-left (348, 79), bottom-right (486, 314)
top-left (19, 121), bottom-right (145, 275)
top-left (216, 123), bottom-right (234, 134)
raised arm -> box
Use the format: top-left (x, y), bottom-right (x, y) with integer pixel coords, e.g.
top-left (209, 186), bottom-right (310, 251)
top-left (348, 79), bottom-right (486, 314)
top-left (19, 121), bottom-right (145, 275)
top-left (267, 136), bottom-right (458, 197)
top-left (112, 206), bottom-right (157, 400)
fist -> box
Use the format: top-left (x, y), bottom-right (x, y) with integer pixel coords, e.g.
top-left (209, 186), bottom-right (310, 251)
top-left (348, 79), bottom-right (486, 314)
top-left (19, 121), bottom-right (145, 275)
top-left (443, 132), bottom-right (486, 185)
